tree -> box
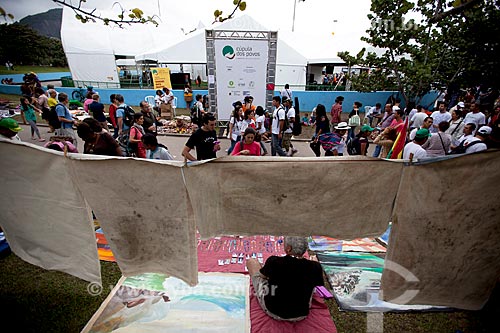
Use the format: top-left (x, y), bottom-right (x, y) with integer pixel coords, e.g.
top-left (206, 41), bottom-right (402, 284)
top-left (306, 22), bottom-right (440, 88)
top-left (0, 0), bottom-right (247, 27)
top-left (338, 0), bottom-right (500, 106)
top-left (0, 23), bottom-right (67, 66)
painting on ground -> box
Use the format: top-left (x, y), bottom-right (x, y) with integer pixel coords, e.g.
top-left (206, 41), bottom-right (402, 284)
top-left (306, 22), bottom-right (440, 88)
top-left (83, 272), bottom-right (250, 333)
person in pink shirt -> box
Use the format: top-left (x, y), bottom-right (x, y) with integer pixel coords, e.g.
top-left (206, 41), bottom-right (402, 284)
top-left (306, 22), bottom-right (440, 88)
top-left (230, 127), bottom-right (261, 156)
top-left (330, 96), bottom-right (344, 130)
top-left (83, 91), bottom-right (94, 113)
top-left (389, 107), bottom-right (405, 130)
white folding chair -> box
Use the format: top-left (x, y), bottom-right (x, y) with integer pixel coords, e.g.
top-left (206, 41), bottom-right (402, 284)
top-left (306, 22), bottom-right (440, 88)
top-left (172, 96), bottom-right (178, 117)
top-left (144, 95), bottom-right (155, 108)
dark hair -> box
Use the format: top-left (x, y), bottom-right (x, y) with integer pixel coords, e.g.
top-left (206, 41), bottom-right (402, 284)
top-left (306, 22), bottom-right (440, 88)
top-left (156, 89), bottom-right (163, 96)
top-left (244, 109), bottom-right (254, 120)
top-left (438, 121), bottom-right (450, 132)
top-left (255, 106), bottom-right (264, 116)
top-left (453, 109), bottom-right (462, 118)
top-left (354, 101), bottom-right (363, 108)
top-left (58, 92), bottom-right (68, 102)
top-left (141, 133), bottom-right (158, 147)
top-left (315, 104), bottom-right (327, 119)
top-left (437, 101), bottom-right (446, 107)
top-left (133, 113), bottom-right (144, 121)
top-left (203, 113), bottom-right (216, 124)
top-left (115, 94), bottom-right (124, 103)
top-left (284, 84), bottom-right (290, 89)
top-left (82, 117), bottom-right (102, 132)
top-left (233, 101), bottom-right (242, 108)
top-left (335, 96), bottom-right (344, 103)
top-left (110, 94), bottom-right (116, 103)
top-left (19, 97), bottom-right (29, 111)
top-left (35, 87), bottom-right (45, 95)
top-left (273, 95), bottom-right (281, 103)
top-left (243, 127), bottom-right (256, 137)
top-left (465, 123), bottom-right (476, 131)
top-left (424, 116), bottom-right (433, 123)
top-left (396, 108), bottom-right (404, 117)
top-left (376, 103), bottom-right (381, 108)
top-left (77, 121), bottom-right (94, 139)
top-left (196, 94), bottom-right (202, 101)
top-left (86, 91), bottom-right (94, 99)
top-left (416, 104), bottom-right (423, 112)
top-left (244, 95), bottom-right (253, 102)
top-left (47, 143), bottom-right (64, 152)
top-left (284, 98), bottom-right (292, 105)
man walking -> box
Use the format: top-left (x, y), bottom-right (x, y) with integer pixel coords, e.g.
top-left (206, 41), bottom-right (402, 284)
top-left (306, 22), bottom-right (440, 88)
top-left (330, 96), bottom-right (344, 130)
top-left (271, 96), bottom-right (288, 157)
top-left (182, 114), bottom-right (221, 161)
top-left (55, 92), bottom-right (78, 145)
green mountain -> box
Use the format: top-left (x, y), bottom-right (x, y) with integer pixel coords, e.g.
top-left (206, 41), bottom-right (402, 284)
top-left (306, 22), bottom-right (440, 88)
top-left (18, 8), bottom-right (62, 40)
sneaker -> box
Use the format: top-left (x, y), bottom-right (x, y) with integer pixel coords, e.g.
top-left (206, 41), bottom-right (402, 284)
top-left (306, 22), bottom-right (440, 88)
top-left (38, 138), bottom-right (46, 142)
top-left (291, 149), bottom-right (298, 156)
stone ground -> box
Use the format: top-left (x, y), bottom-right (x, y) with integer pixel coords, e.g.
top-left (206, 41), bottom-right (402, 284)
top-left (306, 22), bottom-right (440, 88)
top-left (15, 122), bottom-right (377, 159)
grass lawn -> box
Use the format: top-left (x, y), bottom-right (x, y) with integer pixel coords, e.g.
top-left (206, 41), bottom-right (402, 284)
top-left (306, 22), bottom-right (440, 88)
top-left (0, 65), bottom-right (70, 75)
top-left (0, 250), bottom-right (498, 332)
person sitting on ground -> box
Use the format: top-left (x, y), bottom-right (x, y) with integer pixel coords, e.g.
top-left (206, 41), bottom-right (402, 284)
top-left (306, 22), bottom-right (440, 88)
top-left (76, 121), bottom-right (121, 156)
top-left (349, 124), bottom-right (374, 156)
top-left (0, 118), bottom-right (23, 141)
top-left (403, 128), bottom-right (429, 161)
top-left (301, 114), bottom-right (310, 126)
top-left (141, 133), bottom-right (174, 160)
top-left (230, 127), bottom-right (261, 156)
top-left (44, 137), bottom-right (78, 153)
top-left (246, 236), bottom-right (324, 321)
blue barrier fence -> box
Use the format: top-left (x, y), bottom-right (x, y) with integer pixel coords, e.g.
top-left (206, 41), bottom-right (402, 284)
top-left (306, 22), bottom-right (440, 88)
top-left (0, 72), bottom-right (439, 111)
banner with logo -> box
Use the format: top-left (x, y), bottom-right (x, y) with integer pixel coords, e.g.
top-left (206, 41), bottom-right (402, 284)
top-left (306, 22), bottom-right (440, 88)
top-left (214, 40), bottom-right (269, 120)
top-left (151, 67), bottom-right (172, 90)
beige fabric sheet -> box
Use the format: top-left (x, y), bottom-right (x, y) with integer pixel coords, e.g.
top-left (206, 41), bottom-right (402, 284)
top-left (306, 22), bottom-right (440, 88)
top-left (381, 151), bottom-right (500, 310)
top-left (184, 156), bottom-right (401, 239)
top-left (68, 156), bottom-right (199, 286)
top-left (0, 141), bottom-right (101, 283)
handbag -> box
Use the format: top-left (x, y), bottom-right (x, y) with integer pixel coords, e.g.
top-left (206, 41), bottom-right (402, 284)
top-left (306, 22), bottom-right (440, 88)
top-left (348, 110), bottom-right (361, 127)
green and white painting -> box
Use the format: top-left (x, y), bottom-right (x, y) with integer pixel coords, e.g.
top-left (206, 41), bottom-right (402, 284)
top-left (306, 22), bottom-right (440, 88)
top-left (84, 272), bottom-right (249, 332)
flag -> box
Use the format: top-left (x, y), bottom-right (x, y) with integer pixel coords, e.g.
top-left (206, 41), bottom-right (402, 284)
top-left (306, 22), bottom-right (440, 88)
top-left (386, 117), bottom-right (409, 159)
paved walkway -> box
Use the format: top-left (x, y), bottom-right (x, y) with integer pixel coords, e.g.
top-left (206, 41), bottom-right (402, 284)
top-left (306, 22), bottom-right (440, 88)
top-left (13, 123), bottom-right (376, 160)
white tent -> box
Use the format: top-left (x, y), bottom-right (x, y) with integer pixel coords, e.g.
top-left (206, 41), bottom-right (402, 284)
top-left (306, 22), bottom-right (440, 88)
top-left (60, 6), bottom-right (183, 88)
top-left (135, 15), bottom-right (308, 90)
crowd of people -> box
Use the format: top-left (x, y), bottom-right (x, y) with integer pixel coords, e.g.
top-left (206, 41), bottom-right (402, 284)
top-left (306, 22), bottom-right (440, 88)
top-left (2, 84), bottom-right (499, 163)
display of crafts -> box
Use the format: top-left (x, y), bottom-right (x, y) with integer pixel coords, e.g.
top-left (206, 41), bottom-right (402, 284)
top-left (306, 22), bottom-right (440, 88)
top-left (157, 116), bottom-right (196, 134)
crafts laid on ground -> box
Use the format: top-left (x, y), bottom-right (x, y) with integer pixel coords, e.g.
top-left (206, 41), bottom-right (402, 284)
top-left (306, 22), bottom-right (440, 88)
top-left (317, 252), bottom-right (447, 312)
top-left (197, 235), bottom-right (295, 273)
top-left (83, 272), bottom-right (249, 333)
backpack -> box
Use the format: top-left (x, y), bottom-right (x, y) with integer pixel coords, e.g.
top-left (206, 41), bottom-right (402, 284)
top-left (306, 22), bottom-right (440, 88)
top-left (118, 105), bottom-right (135, 127)
top-left (348, 110), bottom-right (361, 127)
top-left (450, 140), bottom-right (482, 154)
top-left (190, 103), bottom-right (199, 123)
top-left (48, 104), bottom-right (62, 129)
top-left (281, 107), bottom-right (290, 132)
top-left (346, 137), bottom-right (357, 155)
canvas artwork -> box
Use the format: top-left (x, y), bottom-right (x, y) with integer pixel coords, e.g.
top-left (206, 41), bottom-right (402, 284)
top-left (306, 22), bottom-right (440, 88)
top-left (83, 272), bottom-right (249, 333)
top-left (318, 252), bottom-right (446, 312)
top-left (308, 236), bottom-right (386, 253)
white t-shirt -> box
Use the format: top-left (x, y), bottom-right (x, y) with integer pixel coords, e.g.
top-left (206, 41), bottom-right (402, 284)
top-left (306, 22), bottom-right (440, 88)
top-left (147, 147), bottom-right (173, 160)
top-left (464, 137), bottom-right (487, 154)
top-left (272, 106), bottom-right (285, 135)
top-left (229, 116), bottom-right (243, 141)
top-left (154, 95), bottom-right (163, 107)
top-left (281, 89), bottom-right (292, 100)
top-left (403, 142), bottom-right (427, 160)
top-left (430, 111), bottom-right (452, 133)
top-left (367, 106), bottom-right (381, 116)
top-left (463, 112), bottom-right (486, 134)
top-left (407, 108), bottom-right (418, 123)
top-left (162, 92), bottom-right (174, 104)
top-left (410, 112), bottom-right (428, 129)
top-left (457, 133), bottom-right (473, 145)
top-left (256, 115), bottom-right (266, 134)
top-left (284, 107), bottom-right (295, 134)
